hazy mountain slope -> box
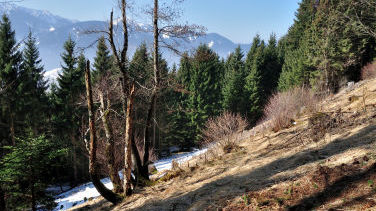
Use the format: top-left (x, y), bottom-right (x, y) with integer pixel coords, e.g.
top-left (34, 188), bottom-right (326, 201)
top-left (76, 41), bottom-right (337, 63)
top-left (0, 3), bottom-right (250, 72)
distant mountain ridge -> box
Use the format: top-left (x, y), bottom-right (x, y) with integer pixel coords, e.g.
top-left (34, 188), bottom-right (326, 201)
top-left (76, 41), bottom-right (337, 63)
top-left (0, 3), bottom-right (251, 78)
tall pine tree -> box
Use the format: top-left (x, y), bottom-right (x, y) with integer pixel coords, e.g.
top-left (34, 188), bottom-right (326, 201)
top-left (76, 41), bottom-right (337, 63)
top-left (18, 32), bottom-right (48, 135)
top-left (93, 36), bottom-right (113, 81)
top-left (222, 46), bottom-right (247, 114)
top-left (0, 15), bottom-right (23, 146)
top-left (245, 40), bottom-right (265, 125)
top-left (55, 37), bottom-right (86, 184)
top-left (188, 44), bottom-right (223, 142)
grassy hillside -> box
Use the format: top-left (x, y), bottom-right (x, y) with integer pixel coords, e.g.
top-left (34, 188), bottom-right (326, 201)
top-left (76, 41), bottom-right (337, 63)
top-left (71, 78), bottom-right (376, 210)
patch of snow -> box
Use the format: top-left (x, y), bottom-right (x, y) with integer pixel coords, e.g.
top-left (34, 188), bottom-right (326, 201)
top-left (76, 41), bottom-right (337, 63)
top-left (53, 148), bottom-right (207, 210)
top-left (208, 41), bottom-right (214, 48)
top-left (49, 27), bottom-right (55, 32)
top-left (44, 68), bottom-right (61, 86)
top-left (154, 148), bottom-right (207, 172)
top-left (113, 17), bottom-right (122, 25)
top-left (53, 176), bottom-right (116, 210)
top-left (162, 33), bottom-right (170, 39)
top-left (188, 36), bottom-right (197, 41)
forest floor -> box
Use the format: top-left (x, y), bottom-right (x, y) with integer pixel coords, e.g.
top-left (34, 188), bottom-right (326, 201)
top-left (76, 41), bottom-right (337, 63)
top-left (70, 78), bottom-right (376, 211)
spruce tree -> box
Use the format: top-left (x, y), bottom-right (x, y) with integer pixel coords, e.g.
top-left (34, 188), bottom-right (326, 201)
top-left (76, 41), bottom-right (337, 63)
top-left (129, 43), bottom-right (152, 86)
top-left (0, 15), bottom-right (23, 210)
top-left (277, 0), bottom-right (317, 91)
top-left (188, 44), bottom-right (223, 142)
top-left (245, 35), bottom-right (262, 68)
top-left (0, 15), bottom-right (23, 146)
top-left (165, 54), bottom-right (195, 148)
top-left (262, 34), bottom-right (282, 96)
top-left (128, 44), bottom-right (152, 138)
top-left (93, 36), bottom-right (113, 81)
top-left (0, 136), bottom-right (65, 211)
top-left (245, 41), bottom-right (265, 125)
top-left (177, 52), bottom-right (192, 87)
top-left (56, 37), bottom-right (85, 184)
top-left (19, 32), bottom-right (48, 135)
top-left (222, 46), bottom-right (246, 114)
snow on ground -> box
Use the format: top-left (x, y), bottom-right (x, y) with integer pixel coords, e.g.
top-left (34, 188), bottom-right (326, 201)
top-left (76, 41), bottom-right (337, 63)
top-left (154, 148), bottom-right (207, 171)
top-left (46, 185), bottom-right (71, 195)
top-left (53, 148), bottom-right (207, 210)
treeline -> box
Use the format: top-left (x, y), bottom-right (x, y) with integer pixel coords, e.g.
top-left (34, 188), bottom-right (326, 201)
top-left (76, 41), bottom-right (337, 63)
top-left (0, 14), bottom-right (65, 210)
top-left (167, 35), bottom-right (282, 147)
top-left (278, 0), bottom-right (376, 92)
top-left (0, 0), bottom-right (376, 209)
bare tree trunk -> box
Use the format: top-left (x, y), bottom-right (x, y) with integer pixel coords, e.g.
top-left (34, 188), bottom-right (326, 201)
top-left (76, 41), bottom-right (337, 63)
top-left (71, 134), bottom-right (78, 184)
top-left (99, 91), bottom-right (123, 193)
top-left (152, 0), bottom-right (159, 151)
top-left (153, 99), bottom-right (156, 149)
top-left (124, 82), bottom-right (135, 196)
top-left (142, 92), bottom-right (156, 177)
top-left (131, 133), bottom-right (142, 176)
top-left (107, 0), bottom-right (136, 195)
top-left (120, 78), bottom-right (142, 185)
top-left (85, 60), bottom-right (122, 204)
top-left (142, 0), bottom-right (160, 178)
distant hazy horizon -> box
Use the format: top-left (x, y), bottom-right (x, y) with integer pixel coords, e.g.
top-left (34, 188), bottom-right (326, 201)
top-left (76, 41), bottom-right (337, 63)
top-left (13, 0), bottom-right (300, 44)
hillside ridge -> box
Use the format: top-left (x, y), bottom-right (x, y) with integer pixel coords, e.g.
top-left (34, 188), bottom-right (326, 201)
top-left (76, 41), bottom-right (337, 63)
top-left (71, 78), bottom-right (376, 210)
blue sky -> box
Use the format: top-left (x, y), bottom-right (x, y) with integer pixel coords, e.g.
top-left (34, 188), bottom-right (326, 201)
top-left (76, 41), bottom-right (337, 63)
top-left (15, 0), bottom-right (300, 44)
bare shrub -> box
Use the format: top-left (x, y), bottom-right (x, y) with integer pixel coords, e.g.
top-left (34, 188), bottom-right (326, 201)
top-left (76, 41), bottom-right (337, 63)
top-left (361, 61), bottom-right (376, 80)
top-left (264, 87), bottom-right (317, 132)
top-left (202, 112), bottom-right (248, 154)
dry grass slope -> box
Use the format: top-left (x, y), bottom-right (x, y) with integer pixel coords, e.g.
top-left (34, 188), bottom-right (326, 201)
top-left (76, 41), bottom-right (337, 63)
top-left (70, 78), bottom-right (376, 211)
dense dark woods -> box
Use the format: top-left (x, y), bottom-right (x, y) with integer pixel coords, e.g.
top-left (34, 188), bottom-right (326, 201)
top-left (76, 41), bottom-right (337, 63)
top-left (0, 0), bottom-right (375, 209)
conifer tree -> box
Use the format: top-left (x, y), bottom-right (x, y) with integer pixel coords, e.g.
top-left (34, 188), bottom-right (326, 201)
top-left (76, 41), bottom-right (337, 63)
top-left (129, 43), bottom-right (152, 86)
top-left (245, 35), bottom-right (262, 68)
top-left (0, 15), bottom-right (23, 210)
top-left (188, 44), bottom-right (223, 142)
top-left (0, 136), bottom-right (65, 211)
top-left (262, 34), bottom-right (282, 96)
top-left (245, 41), bottom-right (265, 125)
top-left (56, 37), bottom-right (85, 184)
top-left (19, 32), bottom-right (48, 134)
top-left (128, 44), bottom-right (152, 142)
top-left (165, 54), bottom-right (195, 148)
top-left (177, 52), bottom-right (192, 87)
top-left (93, 36), bottom-right (113, 81)
top-left (222, 46), bottom-right (246, 114)
top-left (0, 15), bottom-right (23, 146)
top-left (277, 0), bottom-right (317, 91)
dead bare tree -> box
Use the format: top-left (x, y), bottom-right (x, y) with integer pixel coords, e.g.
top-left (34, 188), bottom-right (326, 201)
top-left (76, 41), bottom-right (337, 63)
top-left (140, 0), bottom-right (206, 179)
top-left (98, 89), bottom-right (123, 193)
top-left (79, 64), bottom-right (126, 195)
top-left (104, 0), bottom-right (137, 195)
top-left (84, 60), bottom-right (122, 204)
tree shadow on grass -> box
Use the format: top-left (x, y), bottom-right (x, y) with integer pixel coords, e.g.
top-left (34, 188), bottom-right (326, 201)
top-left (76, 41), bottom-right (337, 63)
top-left (288, 163), bottom-right (376, 211)
top-left (121, 125), bottom-right (376, 210)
